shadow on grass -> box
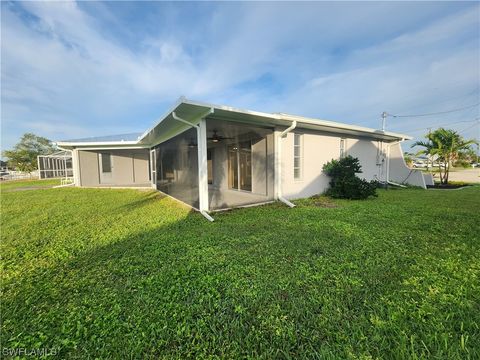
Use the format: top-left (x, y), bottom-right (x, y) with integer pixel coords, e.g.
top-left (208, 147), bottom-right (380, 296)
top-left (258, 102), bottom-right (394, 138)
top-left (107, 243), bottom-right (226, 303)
top-left (2, 196), bottom-right (478, 359)
top-left (114, 191), bottom-right (168, 212)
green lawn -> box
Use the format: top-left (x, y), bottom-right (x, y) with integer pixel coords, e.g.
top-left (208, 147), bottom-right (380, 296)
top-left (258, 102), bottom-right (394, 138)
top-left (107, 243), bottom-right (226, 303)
top-left (0, 178), bottom-right (60, 191)
top-left (1, 181), bottom-right (479, 359)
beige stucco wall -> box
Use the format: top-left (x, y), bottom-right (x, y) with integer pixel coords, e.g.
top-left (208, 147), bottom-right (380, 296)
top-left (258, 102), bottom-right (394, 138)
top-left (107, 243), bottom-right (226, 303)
top-left (280, 132), bottom-right (428, 199)
top-left (133, 152), bottom-right (150, 184)
top-left (280, 129), bottom-right (389, 200)
top-left (78, 150), bottom-right (100, 187)
top-left (77, 149), bottom-right (150, 187)
top-left (71, 129), bottom-right (425, 198)
top-left (347, 138), bottom-right (387, 181)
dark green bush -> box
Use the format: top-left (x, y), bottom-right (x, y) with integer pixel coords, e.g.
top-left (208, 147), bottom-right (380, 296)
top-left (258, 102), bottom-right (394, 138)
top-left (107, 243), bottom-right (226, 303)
top-left (322, 156), bottom-right (378, 199)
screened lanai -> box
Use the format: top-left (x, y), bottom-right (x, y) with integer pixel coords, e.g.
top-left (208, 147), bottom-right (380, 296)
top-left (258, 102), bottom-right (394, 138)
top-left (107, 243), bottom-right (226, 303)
top-left (151, 117), bottom-right (275, 211)
top-left (205, 119), bottom-right (274, 210)
top-left (38, 151), bottom-right (73, 180)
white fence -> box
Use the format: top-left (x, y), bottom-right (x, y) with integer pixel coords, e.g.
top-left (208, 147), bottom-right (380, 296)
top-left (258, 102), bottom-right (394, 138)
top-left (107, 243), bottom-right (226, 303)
top-left (0, 170), bottom-right (39, 181)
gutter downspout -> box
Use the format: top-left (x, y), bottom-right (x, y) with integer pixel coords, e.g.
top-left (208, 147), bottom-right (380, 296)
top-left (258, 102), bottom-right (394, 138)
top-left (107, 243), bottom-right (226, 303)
top-left (277, 120), bottom-right (297, 208)
top-left (172, 109), bottom-right (214, 222)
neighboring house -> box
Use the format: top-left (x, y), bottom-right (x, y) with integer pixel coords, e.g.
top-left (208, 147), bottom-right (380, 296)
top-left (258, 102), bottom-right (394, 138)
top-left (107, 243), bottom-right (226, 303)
top-left (57, 98), bottom-right (432, 218)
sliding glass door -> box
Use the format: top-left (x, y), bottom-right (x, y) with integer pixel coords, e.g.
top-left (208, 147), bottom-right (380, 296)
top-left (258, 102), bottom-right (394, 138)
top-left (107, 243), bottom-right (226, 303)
top-left (228, 142), bottom-right (252, 191)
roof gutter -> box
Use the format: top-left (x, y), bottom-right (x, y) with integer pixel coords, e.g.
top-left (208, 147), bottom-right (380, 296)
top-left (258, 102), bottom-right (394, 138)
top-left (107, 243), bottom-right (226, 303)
top-left (276, 120), bottom-right (297, 208)
top-left (278, 114), bottom-right (410, 141)
top-left (55, 141), bottom-right (144, 149)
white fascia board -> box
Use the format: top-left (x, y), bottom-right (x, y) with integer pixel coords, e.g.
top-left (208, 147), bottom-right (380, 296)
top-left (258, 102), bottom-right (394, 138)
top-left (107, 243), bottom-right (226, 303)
top-left (136, 97), bottom-right (282, 144)
top-left (183, 98), bottom-right (410, 141)
top-left (137, 96), bottom-right (187, 142)
top-left (56, 141), bottom-right (143, 148)
top-left (279, 114), bottom-right (411, 141)
top-left (182, 98), bottom-right (282, 121)
top-left (71, 146), bottom-right (149, 151)
top-left (62, 98), bottom-right (411, 150)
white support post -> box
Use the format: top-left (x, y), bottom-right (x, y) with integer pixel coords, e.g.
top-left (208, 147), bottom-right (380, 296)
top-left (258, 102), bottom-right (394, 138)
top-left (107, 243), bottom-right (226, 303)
top-left (37, 156), bottom-right (42, 179)
top-left (197, 118), bottom-right (209, 214)
top-left (274, 130), bottom-right (281, 199)
top-left (71, 149), bottom-right (81, 186)
top-left (386, 143), bottom-right (391, 184)
top-left (150, 148), bottom-right (156, 189)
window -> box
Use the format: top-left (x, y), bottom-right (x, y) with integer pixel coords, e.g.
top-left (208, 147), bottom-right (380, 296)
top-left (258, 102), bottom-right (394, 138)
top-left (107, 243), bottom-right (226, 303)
top-left (340, 138), bottom-right (346, 158)
top-left (100, 153), bottom-right (112, 173)
top-left (293, 133), bottom-right (303, 180)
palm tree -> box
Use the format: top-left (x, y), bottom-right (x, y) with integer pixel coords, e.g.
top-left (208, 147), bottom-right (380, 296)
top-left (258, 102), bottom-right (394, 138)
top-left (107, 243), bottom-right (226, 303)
top-left (403, 152), bottom-right (414, 167)
top-left (412, 128), bottom-right (477, 184)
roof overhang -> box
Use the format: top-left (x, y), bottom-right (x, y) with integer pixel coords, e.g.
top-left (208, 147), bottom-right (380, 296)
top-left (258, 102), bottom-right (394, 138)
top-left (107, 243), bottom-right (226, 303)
top-left (138, 98), bottom-right (411, 145)
top-left (57, 97), bottom-right (412, 149)
top-left (56, 141), bottom-right (148, 150)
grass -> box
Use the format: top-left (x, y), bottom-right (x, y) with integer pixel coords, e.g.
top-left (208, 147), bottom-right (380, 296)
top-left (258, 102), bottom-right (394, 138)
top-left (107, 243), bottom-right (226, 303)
top-left (0, 178), bottom-right (60, 191)
top-left (1, 181), bottom-right (479, 359)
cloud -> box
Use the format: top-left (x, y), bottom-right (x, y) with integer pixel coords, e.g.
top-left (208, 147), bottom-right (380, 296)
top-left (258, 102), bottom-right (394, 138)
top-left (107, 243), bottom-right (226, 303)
top-left (1, 1), bottom-right (479, 151)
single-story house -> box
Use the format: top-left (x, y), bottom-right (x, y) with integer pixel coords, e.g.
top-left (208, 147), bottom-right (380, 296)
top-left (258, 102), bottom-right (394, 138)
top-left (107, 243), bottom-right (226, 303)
top-left (57, 97), bottom-right (433, 220)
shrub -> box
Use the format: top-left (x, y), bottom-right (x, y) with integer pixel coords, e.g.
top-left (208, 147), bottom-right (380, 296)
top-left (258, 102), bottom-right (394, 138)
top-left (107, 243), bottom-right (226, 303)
top-left (322, 156), bottom-right (378, 199)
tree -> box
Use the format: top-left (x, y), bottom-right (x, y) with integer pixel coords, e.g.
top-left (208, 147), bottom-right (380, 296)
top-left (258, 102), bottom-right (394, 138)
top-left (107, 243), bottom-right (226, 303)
top-left (2, 133), bottom-right (55, 172)
top-left (412, 128), bottom-right (477, 185)
top-left (454, 147), bottom-right (477, 168)
top-left (403, 152), bottom-right (414, 167)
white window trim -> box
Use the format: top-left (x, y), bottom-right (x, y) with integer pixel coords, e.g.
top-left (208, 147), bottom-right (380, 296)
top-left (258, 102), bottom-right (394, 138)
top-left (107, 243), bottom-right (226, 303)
top-left (99, 152), bottom-right (113, 174)
top-left (293, 133), bottom-right (303, 181)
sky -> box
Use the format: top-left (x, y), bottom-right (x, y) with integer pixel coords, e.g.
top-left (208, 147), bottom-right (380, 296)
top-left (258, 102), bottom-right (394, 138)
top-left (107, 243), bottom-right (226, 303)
top-left (1, 1), bottom-right (479, 151)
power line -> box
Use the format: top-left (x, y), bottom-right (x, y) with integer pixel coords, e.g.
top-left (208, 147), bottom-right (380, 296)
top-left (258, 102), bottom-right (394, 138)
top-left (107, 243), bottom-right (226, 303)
top-left (391, 118), bottom-right (480, 133)
top-left (387, 102), bottom-right (480, 118)
top-left (458, 120), bottom-right (480, 135)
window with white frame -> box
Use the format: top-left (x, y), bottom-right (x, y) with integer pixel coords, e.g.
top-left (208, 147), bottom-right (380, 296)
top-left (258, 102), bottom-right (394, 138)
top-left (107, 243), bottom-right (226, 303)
top-left (340, 138), bottom-right (347, 158)
top-left (293, 133), bottom-right (303, 180)
top-left (100, 152), bottom-right (112, 173)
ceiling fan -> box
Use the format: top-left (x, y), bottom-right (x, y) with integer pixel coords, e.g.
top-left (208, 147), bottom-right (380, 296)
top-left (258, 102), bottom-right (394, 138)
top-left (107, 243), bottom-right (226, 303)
top-left (207, 130), bottom-right (233, 143)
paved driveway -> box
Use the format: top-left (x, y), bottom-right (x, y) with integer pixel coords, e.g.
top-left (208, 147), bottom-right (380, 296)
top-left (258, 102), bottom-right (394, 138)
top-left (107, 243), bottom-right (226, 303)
top-left (432, 168), bottom-right (480, 183)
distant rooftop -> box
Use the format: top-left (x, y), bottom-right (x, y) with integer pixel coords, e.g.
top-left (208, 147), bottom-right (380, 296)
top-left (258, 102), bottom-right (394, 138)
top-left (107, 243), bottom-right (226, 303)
top-left (61, 132), bottom-right (142, 143)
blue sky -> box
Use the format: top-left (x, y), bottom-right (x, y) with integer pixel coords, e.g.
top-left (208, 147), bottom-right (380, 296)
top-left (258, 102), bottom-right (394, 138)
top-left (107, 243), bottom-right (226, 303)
top-left (1, 1), bottom-right (479, 151)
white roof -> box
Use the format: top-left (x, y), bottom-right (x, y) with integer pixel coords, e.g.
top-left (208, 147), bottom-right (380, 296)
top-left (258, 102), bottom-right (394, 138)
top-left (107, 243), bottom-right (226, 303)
top-left (57, 97), bottom-right (411, 148)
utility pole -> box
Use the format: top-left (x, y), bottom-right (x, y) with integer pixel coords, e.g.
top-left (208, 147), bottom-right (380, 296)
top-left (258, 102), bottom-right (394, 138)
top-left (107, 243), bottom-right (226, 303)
top-left (381, 112), bottom-right (387, 131)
